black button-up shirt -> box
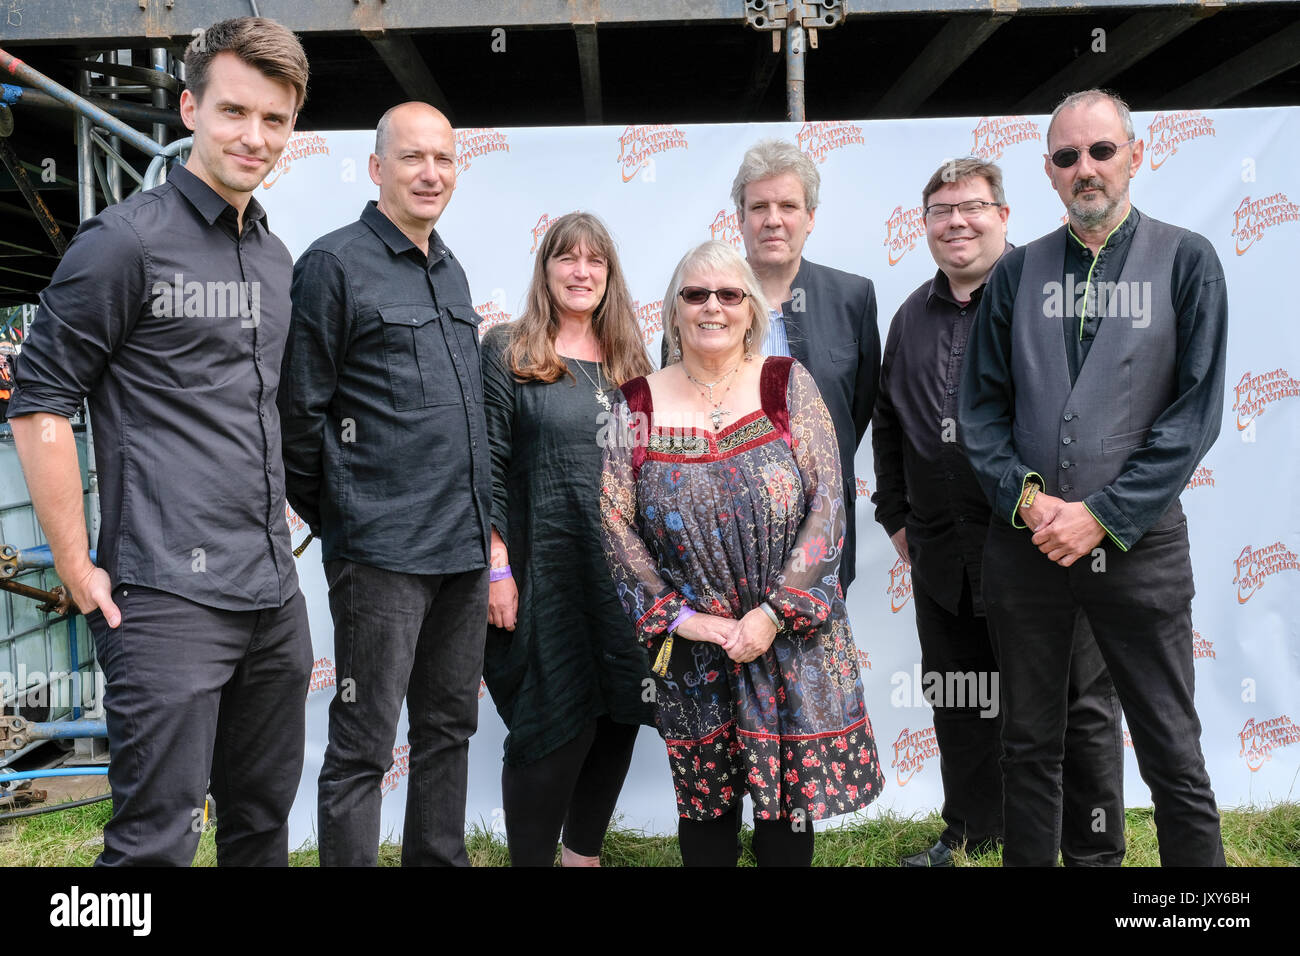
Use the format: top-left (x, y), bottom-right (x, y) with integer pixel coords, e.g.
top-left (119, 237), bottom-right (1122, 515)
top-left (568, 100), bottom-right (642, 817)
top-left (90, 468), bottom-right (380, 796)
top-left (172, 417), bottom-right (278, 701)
top-left (279, 202), bottom-right (491, 574)
top-left (872, 261), bottom-right (999, 615)
top-left (8, 164), bottom-right (298, 610)
top-left (960, 207), bottom-right (1228, 548)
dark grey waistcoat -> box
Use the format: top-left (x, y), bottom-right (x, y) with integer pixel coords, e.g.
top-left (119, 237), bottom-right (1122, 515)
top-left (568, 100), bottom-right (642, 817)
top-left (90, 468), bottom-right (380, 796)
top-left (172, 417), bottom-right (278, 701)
top-left (1010, 215), bottom-right (1187, 532)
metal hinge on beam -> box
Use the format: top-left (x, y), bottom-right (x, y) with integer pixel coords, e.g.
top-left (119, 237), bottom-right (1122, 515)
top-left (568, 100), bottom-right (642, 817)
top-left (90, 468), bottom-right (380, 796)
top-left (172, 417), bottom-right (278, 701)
top-left (745, 1), bottom-right (846, 52)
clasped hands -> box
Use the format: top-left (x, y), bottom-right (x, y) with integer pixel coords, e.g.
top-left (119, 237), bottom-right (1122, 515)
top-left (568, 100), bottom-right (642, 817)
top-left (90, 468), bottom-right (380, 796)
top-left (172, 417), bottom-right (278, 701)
top-left (675, 607), bottom-right (778, 664)
top-left (1023, 491), bottom-right (1106, 567)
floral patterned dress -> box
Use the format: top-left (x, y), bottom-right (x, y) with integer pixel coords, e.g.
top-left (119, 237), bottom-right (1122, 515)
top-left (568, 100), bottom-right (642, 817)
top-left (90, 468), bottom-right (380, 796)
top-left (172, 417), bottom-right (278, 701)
top-left (600, 357), bottom-right (884, 822)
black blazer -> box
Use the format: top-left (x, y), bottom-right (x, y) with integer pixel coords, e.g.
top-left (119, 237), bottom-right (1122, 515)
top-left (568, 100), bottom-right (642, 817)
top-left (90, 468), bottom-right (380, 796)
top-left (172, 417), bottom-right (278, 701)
top-left (662, 257), bottom-right (880, 591)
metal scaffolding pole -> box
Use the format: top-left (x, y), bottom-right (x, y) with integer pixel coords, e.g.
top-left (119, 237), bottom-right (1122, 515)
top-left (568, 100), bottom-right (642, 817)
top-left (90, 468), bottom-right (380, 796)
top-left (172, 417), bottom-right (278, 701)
top-left (786, 23), bottom-right (806, 122)
top-left (151, 48), bottom-right (170, 146)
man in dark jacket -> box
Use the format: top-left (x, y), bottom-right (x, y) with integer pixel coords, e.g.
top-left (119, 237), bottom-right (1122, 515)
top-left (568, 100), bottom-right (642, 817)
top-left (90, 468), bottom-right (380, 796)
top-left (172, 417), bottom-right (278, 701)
top-left (665, 139), bottom-right (879, 592)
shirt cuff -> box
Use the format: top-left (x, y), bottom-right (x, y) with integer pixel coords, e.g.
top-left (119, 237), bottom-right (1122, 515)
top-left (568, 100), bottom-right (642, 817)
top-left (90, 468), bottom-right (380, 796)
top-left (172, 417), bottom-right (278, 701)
top-left (1082, 493), bottom-right (1135, 552)
top-left (1009, 471), bottom-right (1044, 529)
top-left (876, 507), bottom-right (908, 538)
top-left (5, 385), bottom-right (84, 421)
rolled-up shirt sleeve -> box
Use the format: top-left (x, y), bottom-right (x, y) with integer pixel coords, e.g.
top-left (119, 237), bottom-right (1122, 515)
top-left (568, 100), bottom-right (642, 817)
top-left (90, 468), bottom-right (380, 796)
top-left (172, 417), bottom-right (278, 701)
top-left (1081, 233), bottom-right (1228, 550)
top-left (958, 249), bottom-right (1040, 524)
top-left (8, 215), bottom-right (146, 419)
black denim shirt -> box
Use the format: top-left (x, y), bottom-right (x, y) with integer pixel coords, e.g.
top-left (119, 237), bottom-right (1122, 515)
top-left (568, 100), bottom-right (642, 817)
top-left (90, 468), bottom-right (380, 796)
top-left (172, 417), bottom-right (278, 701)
top-left (8, 164), bottom-right (299, 610)
top-left (280, 202), bottom-right (491, 574)
top-left (872, 263), bottom-right (999, 616)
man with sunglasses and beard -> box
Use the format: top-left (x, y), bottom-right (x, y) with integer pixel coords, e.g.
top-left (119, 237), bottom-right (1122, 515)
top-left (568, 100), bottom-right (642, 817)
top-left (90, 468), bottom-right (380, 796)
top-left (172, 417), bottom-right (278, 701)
top-left (959, 89), bottom-right (1228, 866)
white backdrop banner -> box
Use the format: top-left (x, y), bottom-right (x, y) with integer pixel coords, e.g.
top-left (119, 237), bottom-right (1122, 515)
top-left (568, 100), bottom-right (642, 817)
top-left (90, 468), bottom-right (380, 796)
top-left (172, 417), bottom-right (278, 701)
top-left (259, 108), bottom-right (1300, 847)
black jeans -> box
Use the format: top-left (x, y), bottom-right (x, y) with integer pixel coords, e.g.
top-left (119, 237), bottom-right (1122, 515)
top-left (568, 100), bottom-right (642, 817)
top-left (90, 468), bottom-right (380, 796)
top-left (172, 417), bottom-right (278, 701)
top-left (88, 585), bottom-right (312, 866)
top-left (914, 574), bottom-right (1125, 864)
top-left (317, 560), bottom-right (488, 866)
top-left (983, 519), bottom-right (1225, 867)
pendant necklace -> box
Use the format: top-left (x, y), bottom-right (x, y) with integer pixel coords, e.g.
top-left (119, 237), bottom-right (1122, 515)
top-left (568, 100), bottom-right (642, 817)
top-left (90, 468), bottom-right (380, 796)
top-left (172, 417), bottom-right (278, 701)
top-left (572, 358), bottom-right (613, 413)
top-left (685, 363), bottom-right (740, 430)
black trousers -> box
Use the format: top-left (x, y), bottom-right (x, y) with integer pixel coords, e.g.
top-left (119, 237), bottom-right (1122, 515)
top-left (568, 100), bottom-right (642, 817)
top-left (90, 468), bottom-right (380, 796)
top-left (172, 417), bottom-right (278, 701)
top-left (913, 573), bottom-right (1125, 864)
top-left (317, 560), bottom-right (488, 867)
top-left (500, 715), bottom-right (639, 866)
top-left (983, 519), bottom-right (1225, 867)
top-left (87, 584), bottom-right (312, 866)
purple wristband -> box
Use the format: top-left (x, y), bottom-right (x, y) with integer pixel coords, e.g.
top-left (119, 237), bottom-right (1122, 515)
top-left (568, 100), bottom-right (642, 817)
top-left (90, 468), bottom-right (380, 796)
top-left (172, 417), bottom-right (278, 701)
top-left (489, 565), bottom-right (512, 582)
top-left (667, 606), bottom-right (696, 632)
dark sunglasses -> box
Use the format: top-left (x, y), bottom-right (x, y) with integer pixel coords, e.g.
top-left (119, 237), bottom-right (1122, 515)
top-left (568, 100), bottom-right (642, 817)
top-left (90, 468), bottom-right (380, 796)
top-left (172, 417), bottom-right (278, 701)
top-left (678, 286), bottom-right (749, 306)
top-left (1049, 139), bottom-right (1135, 169)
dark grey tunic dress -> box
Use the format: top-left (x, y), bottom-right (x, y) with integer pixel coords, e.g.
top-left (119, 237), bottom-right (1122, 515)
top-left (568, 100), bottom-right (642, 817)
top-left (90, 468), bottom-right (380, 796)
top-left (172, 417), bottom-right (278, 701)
top-left (480, 325), bottom-right (652, 766)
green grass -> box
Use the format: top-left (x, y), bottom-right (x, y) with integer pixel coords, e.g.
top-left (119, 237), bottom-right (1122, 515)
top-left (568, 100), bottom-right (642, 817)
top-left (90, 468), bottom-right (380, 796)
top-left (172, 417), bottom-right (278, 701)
top-left (4, 803), bottom-right (1297, 866)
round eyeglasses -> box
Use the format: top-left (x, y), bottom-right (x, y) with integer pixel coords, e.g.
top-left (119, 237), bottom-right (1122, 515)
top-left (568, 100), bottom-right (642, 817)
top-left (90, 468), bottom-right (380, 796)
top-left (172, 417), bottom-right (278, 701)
top-left (1049, 139), bottom-right (1135, 169)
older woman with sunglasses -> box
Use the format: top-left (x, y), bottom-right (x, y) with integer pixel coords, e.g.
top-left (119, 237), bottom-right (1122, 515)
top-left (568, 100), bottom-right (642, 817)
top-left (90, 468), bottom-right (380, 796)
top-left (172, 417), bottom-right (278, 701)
top-left (481, 212), bottom-right (655, 866)
top-left (600, 240), bottom-right (884, 866)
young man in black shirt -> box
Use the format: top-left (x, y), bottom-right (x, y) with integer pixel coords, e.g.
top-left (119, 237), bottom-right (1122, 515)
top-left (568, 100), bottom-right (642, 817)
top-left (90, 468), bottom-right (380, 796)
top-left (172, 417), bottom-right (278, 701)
top-left (9, 18), bottom-right (312, 866)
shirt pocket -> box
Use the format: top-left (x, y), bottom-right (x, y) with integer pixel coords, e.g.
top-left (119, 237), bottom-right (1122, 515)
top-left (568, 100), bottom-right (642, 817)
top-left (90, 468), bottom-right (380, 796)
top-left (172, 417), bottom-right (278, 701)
top-left (1101, 428), bottom-right (1149, 455)
top-left (829, 340), bottom-right (858, 363)
top-left (380, 303), bottom-right (468, 411)
top-left (447, 304), bottom-right (484, 406)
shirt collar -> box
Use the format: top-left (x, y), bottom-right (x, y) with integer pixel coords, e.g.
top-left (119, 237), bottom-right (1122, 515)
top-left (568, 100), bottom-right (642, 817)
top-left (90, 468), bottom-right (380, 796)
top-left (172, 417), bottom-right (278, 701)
top-left (361, 201), bottom-right (449, 261)
top-left (167, 164), bottom-right (267, 229)
top-left (1068, 205), bottom-right (1140, 255)
top-left (927, 240), bottom-right (1013, 306)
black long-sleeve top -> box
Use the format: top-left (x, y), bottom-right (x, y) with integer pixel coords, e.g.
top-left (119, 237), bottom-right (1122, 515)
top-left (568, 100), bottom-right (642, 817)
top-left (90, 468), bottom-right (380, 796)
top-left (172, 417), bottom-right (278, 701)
top-left (872, 266), bottom-right (998, 615)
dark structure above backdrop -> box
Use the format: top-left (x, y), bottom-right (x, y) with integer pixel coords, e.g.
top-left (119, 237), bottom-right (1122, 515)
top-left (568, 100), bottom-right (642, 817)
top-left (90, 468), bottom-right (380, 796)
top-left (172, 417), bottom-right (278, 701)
top-left (1, 0), bottom-right (1298, 306)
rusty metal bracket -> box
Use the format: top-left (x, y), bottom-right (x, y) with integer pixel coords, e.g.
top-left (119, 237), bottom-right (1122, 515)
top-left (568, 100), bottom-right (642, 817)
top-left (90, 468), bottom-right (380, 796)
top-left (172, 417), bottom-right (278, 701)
top-left (0, 577), bottom-right (72, 616)
top-left (745, 0), bottom-right (846, 51)
top-left (0, 136), bottom-right (68, 257)
top-left (0, 544), bottom-right (18, 579)
top-left (0, 716), bottom-right (28, 751)
top-left (0, 788), bottom-right (47, 808)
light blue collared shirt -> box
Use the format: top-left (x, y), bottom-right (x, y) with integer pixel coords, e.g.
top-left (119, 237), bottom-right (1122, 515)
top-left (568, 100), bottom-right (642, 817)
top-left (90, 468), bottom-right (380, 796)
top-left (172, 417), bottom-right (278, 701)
top-left (763, 307), bottom-right (791, 358)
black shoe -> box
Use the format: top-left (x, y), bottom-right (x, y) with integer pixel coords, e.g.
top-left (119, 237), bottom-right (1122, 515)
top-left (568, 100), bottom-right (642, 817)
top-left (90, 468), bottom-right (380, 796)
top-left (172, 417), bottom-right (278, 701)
top-left (901, 840), bottom-right (954, 867)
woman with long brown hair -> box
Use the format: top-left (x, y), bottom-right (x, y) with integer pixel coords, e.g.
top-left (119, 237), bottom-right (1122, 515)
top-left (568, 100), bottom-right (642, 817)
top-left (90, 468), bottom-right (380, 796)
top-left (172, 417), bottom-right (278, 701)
top-left (480, 212), bottom-right (654, 866)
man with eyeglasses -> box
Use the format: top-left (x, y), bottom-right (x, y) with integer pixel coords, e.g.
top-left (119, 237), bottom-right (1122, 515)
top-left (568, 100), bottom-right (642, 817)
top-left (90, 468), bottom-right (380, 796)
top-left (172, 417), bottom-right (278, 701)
top-left (959, 89), bottom-right (1228, 866)
top-left (873, 156), bottom-right (1124, 867)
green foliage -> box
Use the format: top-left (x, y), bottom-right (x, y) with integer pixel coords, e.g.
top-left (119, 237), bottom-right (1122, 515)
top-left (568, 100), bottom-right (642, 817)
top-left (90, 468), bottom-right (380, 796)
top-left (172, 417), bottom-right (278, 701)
top-left (4, 804), bottom-right (1297, 867)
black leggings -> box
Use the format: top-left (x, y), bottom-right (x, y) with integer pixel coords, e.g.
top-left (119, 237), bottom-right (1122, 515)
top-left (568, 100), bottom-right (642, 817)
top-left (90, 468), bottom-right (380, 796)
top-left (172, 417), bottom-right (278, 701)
top-left (501, 716), bottom-right (640, 866)
top-left (678, 805), bottom-right (815, 867)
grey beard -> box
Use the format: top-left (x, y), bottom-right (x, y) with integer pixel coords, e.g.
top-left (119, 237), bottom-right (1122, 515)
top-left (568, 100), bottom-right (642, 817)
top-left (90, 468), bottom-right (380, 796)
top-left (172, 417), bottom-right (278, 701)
top-left (1069, 192), bottom-right (1119, 230)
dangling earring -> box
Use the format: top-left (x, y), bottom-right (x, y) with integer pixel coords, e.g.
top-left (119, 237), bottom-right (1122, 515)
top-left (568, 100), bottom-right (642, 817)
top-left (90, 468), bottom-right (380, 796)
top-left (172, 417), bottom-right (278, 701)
top-left (671, 329), bottom-right (682, 362)
top-left (744, 326), bottom-right (754, 360)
